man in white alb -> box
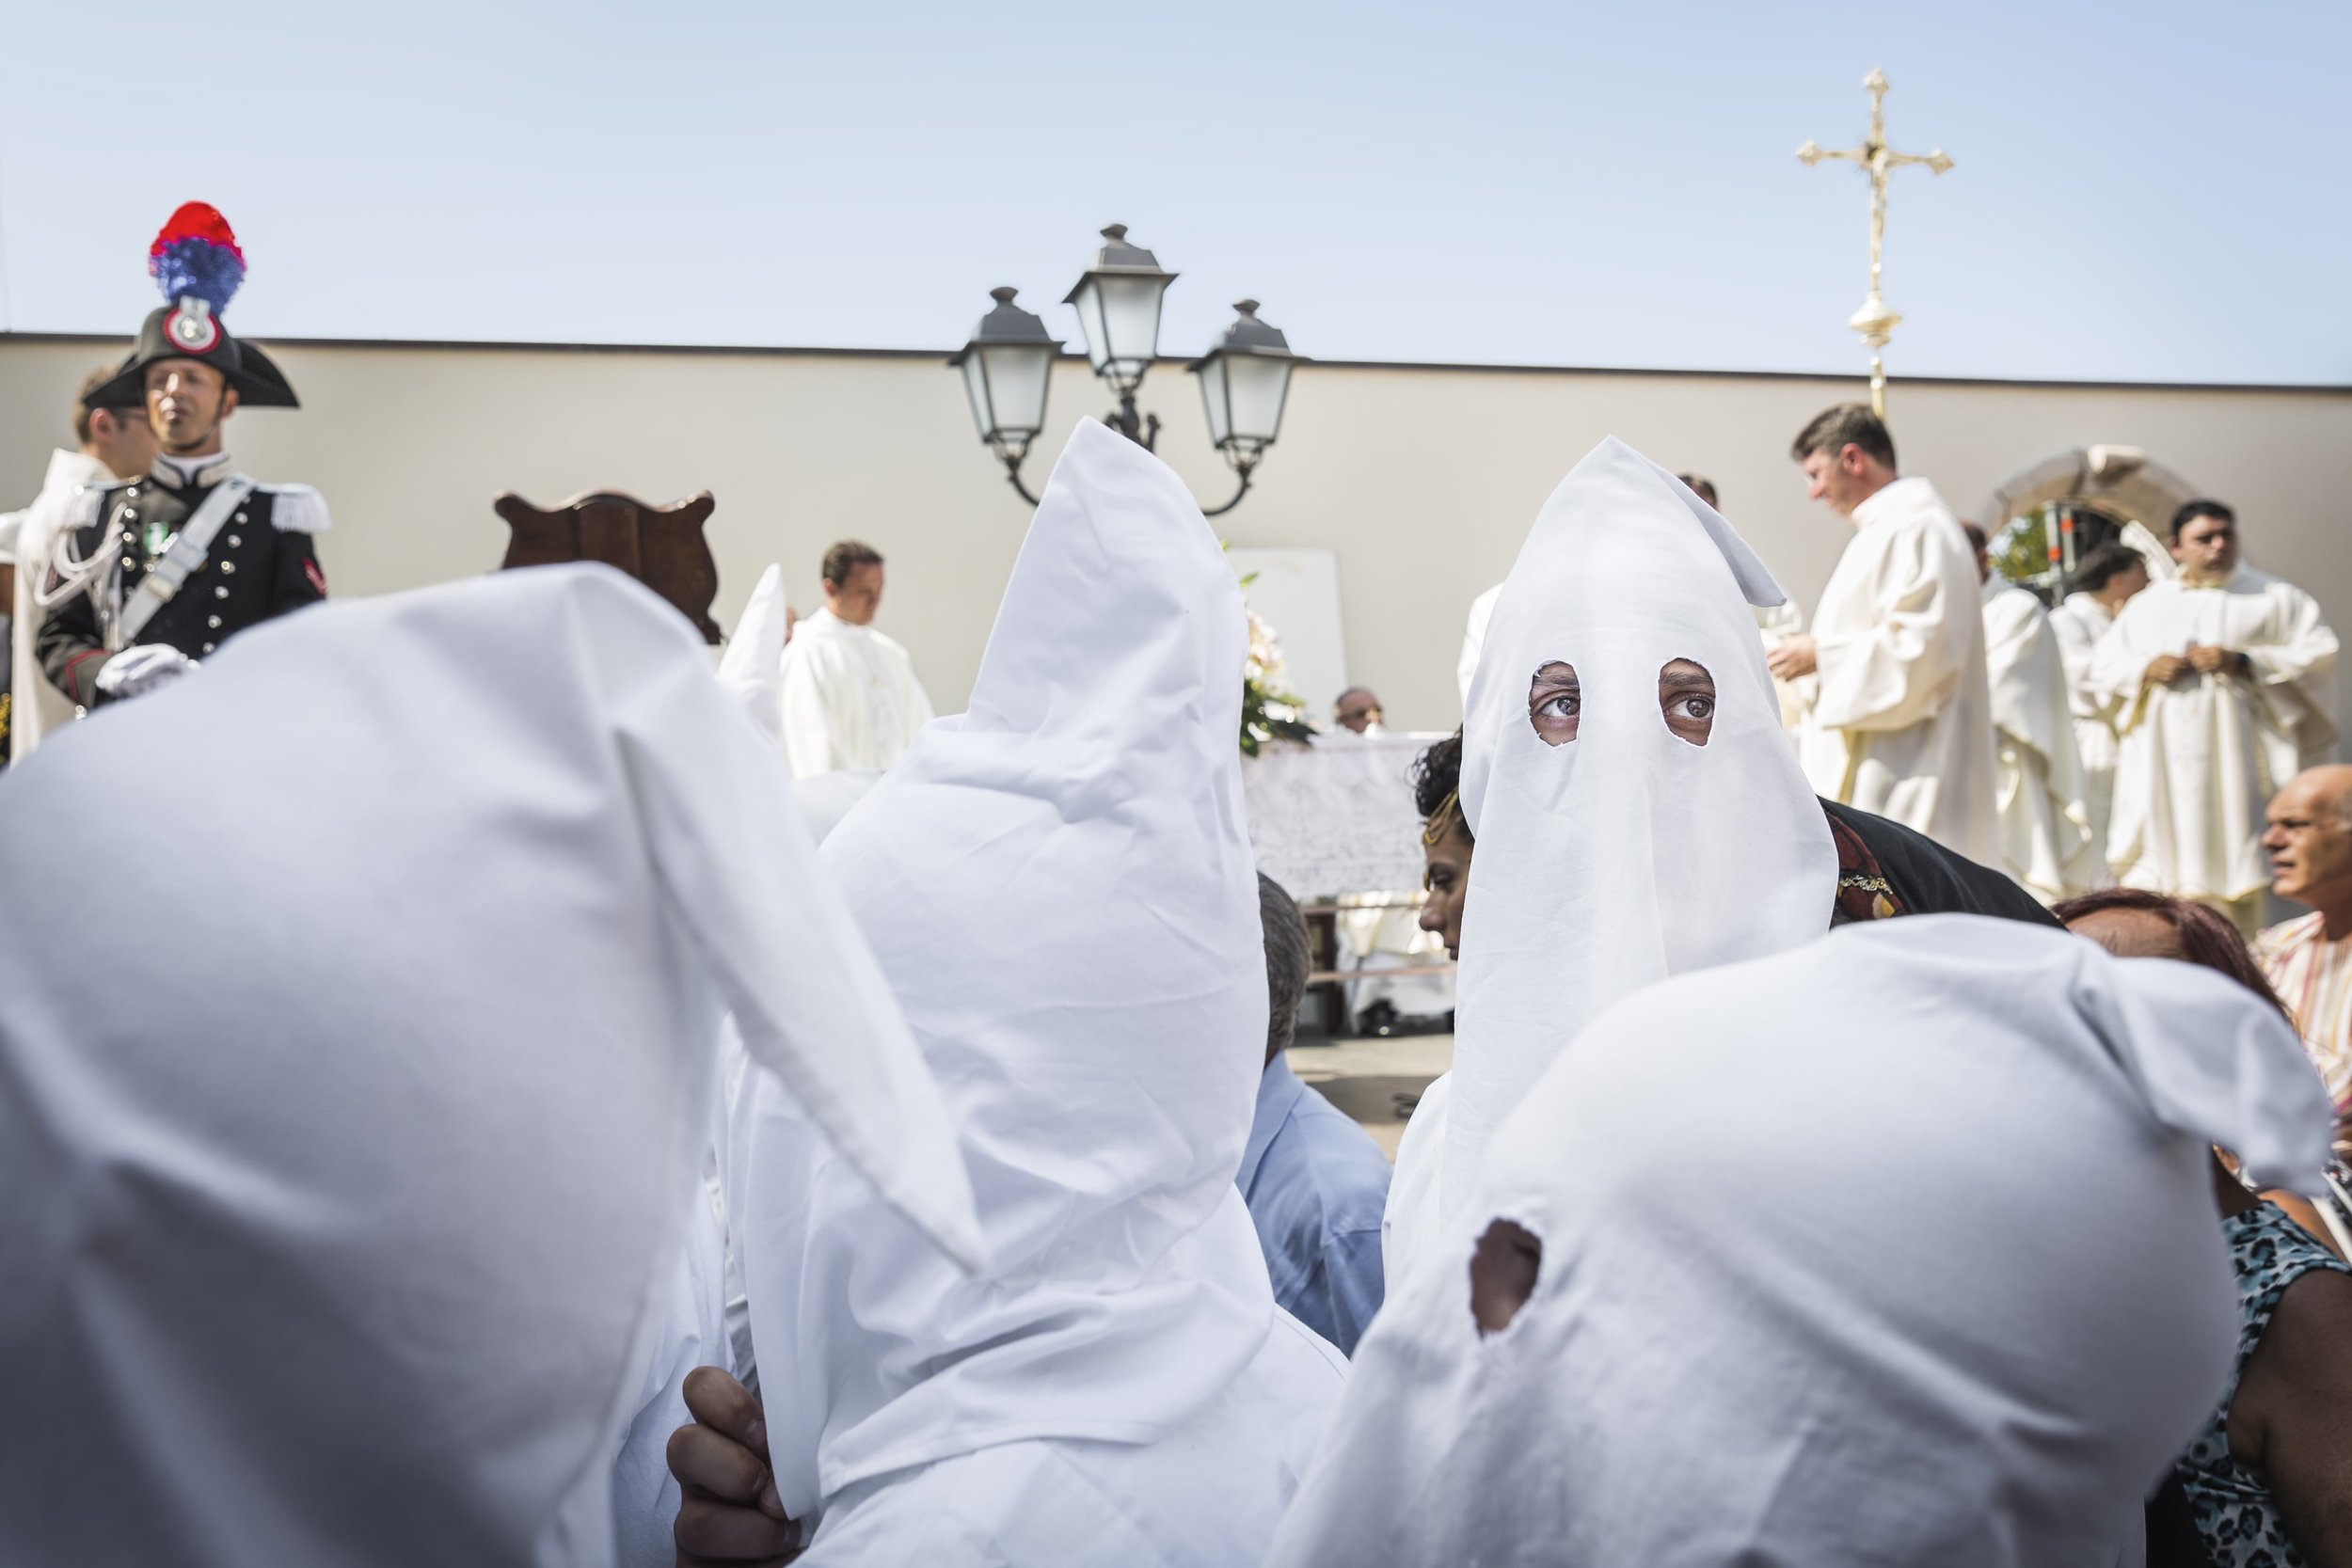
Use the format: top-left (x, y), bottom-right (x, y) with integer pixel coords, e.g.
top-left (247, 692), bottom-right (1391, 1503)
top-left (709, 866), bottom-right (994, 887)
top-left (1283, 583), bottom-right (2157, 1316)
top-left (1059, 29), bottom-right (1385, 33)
top-left (1768, 405), bottom-right (2000, 863)
top-left (2091, 499), bottom-right (2338, 931)
top-left (2047, 540), bottom-right (2151, 859)
top-left (1963, 523), bottom-right (2102, 902)
top-left (777, 539), bottom-right (933, 778)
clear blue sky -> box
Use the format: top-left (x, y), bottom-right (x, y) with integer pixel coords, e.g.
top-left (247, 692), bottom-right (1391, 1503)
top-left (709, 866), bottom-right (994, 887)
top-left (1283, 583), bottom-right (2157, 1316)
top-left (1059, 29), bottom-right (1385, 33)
top-left (4, 0), bottom-right (2345, 383)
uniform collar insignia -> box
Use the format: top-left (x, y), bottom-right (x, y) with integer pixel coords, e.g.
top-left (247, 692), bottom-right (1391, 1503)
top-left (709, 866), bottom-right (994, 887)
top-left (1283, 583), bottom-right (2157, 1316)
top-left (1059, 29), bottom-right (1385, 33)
top-left (150, 453), bottom-right (236, 492)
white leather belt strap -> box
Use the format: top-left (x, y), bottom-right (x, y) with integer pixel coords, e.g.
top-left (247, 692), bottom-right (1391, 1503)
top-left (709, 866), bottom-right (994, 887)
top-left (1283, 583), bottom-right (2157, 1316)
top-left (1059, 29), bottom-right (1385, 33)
top-left (108, 475), bottom-right (256, 652)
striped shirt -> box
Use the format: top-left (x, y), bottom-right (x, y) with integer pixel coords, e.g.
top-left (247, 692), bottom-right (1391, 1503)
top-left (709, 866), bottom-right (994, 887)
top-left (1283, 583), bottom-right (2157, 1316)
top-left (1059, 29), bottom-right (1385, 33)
top-left (2253, 911), bottom-right (2352, 1154)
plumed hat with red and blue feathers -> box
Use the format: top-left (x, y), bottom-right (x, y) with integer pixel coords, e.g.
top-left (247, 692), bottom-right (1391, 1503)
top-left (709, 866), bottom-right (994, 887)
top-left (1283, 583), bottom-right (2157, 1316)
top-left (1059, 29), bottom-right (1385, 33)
top-left (82, 202), bottom-right (299, 411)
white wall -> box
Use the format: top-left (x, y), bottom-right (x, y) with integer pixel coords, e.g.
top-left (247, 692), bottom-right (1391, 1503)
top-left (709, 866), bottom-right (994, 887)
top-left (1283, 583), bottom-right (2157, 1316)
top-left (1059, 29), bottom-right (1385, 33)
top-left (5, 333), bottom-right (2346, 740)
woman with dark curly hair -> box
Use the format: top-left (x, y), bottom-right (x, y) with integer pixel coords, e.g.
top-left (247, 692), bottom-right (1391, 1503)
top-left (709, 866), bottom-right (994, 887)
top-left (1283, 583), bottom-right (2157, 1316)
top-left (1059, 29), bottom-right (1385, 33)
top-left (1409, 729), bottom-right (1470, 961)
top-left (2058, 887), bottom-right (2352, 1568)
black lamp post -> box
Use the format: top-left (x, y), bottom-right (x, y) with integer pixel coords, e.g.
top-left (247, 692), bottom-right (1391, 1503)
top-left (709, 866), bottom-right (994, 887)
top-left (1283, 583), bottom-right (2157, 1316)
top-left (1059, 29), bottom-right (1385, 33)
top-left (951, 224), bottom-right (1302, 515)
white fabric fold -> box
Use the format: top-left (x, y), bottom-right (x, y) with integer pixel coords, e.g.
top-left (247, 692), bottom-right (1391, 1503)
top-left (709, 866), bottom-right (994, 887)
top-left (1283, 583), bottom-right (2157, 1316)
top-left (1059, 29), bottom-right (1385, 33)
top-left (1272, 914), bottom-right (2333, 1568)
top-left (0, 563), bottom-right (978, 1567)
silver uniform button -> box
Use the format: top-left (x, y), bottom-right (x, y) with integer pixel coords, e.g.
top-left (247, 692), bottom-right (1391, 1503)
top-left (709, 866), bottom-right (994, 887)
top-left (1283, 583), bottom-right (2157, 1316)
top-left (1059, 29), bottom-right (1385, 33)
top-left (122, 508), bottom-right (136, 521)
top-left (226, 533), bottom-right (241, 547)
top-left (207, 615), bottom-right (222, 628)
top-left (215, 586), bottom-right (230, 599)
top-left (200, 642), bottom-right (215, 655)
top-left (218, 562), bottom-right (235, 574)
top-left (121, 557), bottom-right (135, 568)
top-left (234, 512), bottom-right (247, 523)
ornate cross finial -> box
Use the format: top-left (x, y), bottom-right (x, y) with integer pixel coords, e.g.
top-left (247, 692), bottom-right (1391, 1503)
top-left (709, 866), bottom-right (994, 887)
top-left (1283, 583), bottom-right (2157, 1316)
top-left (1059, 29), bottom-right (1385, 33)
top-left (1798, 69), bottom-right (1953, 418)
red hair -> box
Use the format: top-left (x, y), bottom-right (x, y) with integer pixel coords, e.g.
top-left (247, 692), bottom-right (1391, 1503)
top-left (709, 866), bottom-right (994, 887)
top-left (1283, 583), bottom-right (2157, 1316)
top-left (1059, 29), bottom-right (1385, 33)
top-left (2051, 888), bottom-right (2291, 1024)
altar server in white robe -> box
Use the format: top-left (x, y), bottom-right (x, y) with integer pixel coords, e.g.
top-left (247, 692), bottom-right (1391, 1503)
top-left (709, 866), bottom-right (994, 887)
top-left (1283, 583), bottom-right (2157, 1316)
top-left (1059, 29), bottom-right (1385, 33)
top-left (1273, 915), bottom-right (2333, 1568)
top-left (2091, 499), bottom-right (2339, 930)
top-left (1391, 436), bottom-right (1836, 1276)
top-left (721, 419), bottom-right (1344, 1564)
top-left (778, 538), bottom-right (934, 777)
top-left (1966, 523), bottom-right (2103, 901)
top-left (1773, 404), bottom-right (2001, 863)
top-left (2049, 539), bottom-right (2153, 858)
top-left (0, 564), bottom-right (982, 1568)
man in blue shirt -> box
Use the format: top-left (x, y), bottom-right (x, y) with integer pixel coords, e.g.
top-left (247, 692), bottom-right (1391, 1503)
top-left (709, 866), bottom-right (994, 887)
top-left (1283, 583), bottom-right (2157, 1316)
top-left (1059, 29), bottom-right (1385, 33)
top-left (1239, 873), bottom-right (1394, 1353)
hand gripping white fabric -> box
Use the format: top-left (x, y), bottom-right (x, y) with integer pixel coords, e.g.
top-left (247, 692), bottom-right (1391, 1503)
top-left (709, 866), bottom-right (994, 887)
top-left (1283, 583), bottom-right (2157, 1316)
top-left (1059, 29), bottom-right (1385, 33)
top-left (0, 563), bottom-right (980, 1568)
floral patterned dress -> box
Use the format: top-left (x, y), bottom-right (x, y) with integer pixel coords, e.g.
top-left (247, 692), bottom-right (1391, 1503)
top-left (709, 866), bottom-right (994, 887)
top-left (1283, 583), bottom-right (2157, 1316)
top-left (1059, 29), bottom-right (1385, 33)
top-left (2178, 1203), bottom-right (2352, 1566)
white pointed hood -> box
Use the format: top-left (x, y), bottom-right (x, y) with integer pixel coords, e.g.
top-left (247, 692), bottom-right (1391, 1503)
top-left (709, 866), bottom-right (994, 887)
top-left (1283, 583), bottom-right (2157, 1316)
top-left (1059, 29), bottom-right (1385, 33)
top-left (732, 418), bottom-right (1278, 1512)
top-left (714, 561), bottom-right (791, 743)
top-left (0, 564), bottom-right (979, 1567)
top-left (1444, 436), bottom-right (1836, 1215)
top-left (1271, 915), bottom-right (2333, 1568)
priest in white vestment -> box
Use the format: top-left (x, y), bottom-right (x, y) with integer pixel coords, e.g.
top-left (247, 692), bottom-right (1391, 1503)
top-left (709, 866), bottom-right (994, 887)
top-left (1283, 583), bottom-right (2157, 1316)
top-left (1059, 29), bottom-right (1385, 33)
top-left (0, 564), bottom-right (981, 1568)
top-left (1773, 405), bottom-right (2000, 863)
top-left (2049, 540), bottom-right (2153, 861)
top-left (1967, 524), bottom-right (2103, 901)
top-left (1, 375), bottom-right (156, 759)
top-left (777, 538), bottom-right (934, 777)
top-left (718, 420), bottom-right (1343, 1564)
top-left (2091, 499), bottom-right (2339, 929)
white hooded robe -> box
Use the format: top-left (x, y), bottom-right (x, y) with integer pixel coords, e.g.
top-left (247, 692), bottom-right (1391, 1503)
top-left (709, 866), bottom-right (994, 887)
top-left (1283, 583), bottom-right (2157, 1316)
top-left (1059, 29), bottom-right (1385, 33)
top-left (728, 420), bottom-right (1344, 1566)
top-left (1274, 916), bottom-right (2333, 1568)
top-left (1389, 439), bottom-right (1836, 1276)
top-left (0, 565), bottom-right (981, 1567)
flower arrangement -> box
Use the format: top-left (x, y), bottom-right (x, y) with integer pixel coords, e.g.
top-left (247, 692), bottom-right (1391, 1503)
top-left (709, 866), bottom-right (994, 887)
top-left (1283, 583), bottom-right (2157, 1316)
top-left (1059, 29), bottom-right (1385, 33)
top-left (1241, 602), bottom-right (1315, 757)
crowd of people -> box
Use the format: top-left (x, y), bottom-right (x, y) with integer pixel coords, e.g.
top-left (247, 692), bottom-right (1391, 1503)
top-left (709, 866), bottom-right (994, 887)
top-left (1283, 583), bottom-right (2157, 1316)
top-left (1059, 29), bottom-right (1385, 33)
top-left (4, 204), bottom-right (2351, 1568)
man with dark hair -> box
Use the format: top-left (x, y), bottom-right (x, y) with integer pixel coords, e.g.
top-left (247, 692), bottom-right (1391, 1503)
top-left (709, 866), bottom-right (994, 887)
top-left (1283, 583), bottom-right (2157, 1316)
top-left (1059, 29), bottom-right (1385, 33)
top-left (0, 366), bottom-right (159, 762)
top-left (2093, 499), bottom-right (2337, 930)
top-left (776, 536), bottom-right (933, 777)
top-left (1238, 873), bottom-right (1391, 1354)
top-left (2050, 539), bottom-right (2153, 853)
top-left (1772, 403), bottom-right (1998, 863)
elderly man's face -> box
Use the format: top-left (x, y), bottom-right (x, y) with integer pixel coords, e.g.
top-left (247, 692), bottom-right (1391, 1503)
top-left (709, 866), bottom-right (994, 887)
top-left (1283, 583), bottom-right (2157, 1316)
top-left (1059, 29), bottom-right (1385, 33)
top-left (1334, 690), bottom-right (1382, 734)
top-left (2264, 770), bottom-right (2352, 909)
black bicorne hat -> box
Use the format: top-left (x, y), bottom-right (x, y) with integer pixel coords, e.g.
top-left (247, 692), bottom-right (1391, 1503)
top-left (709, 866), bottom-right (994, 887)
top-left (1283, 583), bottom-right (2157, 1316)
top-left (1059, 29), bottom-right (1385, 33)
top-left (81, 202), bottom-right (299, 411)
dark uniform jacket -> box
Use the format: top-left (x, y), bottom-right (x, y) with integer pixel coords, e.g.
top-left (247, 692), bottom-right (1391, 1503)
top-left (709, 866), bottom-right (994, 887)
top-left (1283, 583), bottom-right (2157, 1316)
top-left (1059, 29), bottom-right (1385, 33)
top-left (38, 457), bottom-right (327, 708)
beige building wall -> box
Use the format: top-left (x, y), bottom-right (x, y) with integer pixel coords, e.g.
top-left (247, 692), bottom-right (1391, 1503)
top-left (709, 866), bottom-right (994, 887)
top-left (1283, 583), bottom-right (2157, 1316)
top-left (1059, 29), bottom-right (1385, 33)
top-left (4, 332), bottom-right (2346, 741)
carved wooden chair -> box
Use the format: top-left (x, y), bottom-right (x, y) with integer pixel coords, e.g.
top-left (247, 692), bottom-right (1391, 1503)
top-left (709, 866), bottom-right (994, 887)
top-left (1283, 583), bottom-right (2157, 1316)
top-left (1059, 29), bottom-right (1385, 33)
top-left (494, 489), bottom-right (722, 643)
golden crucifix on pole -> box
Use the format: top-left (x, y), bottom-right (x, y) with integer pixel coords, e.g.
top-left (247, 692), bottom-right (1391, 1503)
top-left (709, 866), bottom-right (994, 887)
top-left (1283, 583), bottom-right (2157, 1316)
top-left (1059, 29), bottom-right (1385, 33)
top-left (1798, 70), bottom-right (1952, 419)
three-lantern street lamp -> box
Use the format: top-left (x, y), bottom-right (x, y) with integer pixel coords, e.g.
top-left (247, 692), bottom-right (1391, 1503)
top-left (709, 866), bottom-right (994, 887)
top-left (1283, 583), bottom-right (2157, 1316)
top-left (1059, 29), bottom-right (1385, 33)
top-left (950, 224), bottom-right (1301, 515)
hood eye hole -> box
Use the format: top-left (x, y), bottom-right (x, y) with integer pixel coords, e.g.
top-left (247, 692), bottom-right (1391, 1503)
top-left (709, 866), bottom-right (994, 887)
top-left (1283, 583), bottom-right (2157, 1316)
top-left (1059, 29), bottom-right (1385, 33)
top-left (1470, 1218), bottom-right (1543, 1335)
top-left (1528, 661), bottom-right (1579, 746)
top-left (1659, 658), bottom-right (1715, 747)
